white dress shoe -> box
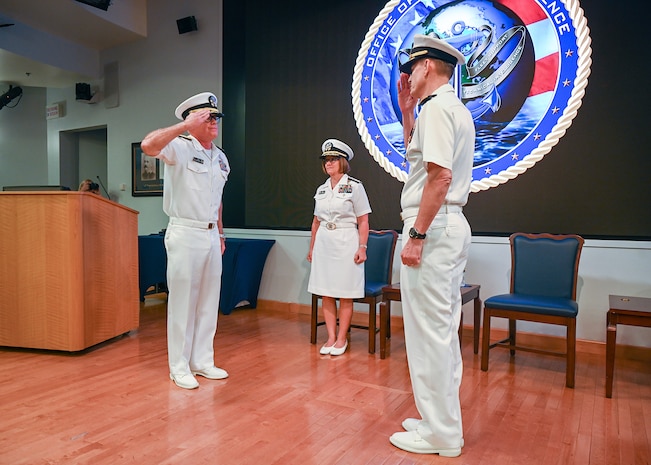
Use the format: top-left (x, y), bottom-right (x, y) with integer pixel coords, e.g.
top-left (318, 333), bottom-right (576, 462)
top-left (170, 373), bottom-right (199, 390)
top-left (330, 340), bottom-right (348, 356)
top-left (192, 366), bottom-right (229, 379)
top-left (389, 431), bottom-right (461, 457)
top-left (320, 343), bottom-right (335, 355)
top-left (401, 418), bottom-right (464, 448)
top-left (402, 417), bottom-right (420, 432)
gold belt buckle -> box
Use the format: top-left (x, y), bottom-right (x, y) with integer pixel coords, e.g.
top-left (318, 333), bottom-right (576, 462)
top-left (326, 222), bottom-right (336, 230)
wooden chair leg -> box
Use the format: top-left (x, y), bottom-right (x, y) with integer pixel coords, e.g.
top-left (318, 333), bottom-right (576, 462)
top-left (310, 294), bottom-right (319, 344)
top-left (473, 297), bottom-right (482, 354)
top-left (379, 300), bottom-right (387, 359)
top-left (567, 318), bottom-right (576, 388)
top-left (458, 311), bottom-right (463, 351)
top-left (386, 300), bottom-right (392, 339)
top-left (368, 301), bottom-right (376, 354)
top-left (481, 308), bottom-right (491, 371)
top-left (509, 319), bottom-right (517, 356)
top-left (606, 316), bottom-right (617, 398)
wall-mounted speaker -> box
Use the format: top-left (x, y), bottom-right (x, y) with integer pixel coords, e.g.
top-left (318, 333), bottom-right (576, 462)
top-left (76, 83), bottom-right (93, 101)
top-left (75, 83), bottom-right (99, 104)
top-left (176, 16), bottom-right (198, 35)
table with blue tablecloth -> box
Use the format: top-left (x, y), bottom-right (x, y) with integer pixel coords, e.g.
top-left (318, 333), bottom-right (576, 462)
top-left (138, 234), bottom-right (275, 314)
top-left (138, 234), bottom-right (168, 301)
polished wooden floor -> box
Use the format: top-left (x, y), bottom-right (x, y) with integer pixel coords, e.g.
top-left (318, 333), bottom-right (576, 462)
top-left (1, 296), bottom-right (650, 465)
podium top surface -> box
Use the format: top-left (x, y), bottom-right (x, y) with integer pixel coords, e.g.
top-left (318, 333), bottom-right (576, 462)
top-left (0, 191), bottom-right (139, 214)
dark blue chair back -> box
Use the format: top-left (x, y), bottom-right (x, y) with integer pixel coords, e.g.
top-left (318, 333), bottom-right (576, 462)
top-left (363, 230), bottom-right (398, 297)
top-left (511, 233), bottom-right (583, 300)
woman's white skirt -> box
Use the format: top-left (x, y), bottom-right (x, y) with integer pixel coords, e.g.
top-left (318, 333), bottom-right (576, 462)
top-left (308, 226), bottom-right (364, 299)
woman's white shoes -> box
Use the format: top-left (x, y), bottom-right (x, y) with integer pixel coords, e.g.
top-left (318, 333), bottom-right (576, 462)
top-left (319, 342), bottom-right (335, 355)
top-left (330, 340), bottom-right (348, 356)
top-left (320, 340), bottom-right (348, 356)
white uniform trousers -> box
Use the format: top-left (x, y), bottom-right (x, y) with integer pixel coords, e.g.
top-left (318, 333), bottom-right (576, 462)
top-left (164, 224), bottom-right (223, 376)
top-left (400, 211), bottom-right (471, 448)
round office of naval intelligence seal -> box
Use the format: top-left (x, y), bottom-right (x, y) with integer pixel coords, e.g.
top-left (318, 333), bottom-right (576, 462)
top-left (352, 0), bottom-right (592, 192)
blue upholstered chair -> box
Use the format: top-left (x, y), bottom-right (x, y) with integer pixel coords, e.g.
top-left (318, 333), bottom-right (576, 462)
top-left (310, 229), bottom-right (398, 354)
top-left (480, 233), bottom-right (584, 388)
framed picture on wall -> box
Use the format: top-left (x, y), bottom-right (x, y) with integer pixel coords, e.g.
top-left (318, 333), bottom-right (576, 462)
top-left (132, 142), bottom-right (163, 196)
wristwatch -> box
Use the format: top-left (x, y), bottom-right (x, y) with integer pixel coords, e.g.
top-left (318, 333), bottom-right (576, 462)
top-left (408, 227), bottom-right (426, 240)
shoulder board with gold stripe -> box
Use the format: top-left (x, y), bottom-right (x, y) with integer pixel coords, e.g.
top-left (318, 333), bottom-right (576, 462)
top-left (348, 176), bottom-right (361, 184)
top-left (178, 134), bottom-right (192, 140)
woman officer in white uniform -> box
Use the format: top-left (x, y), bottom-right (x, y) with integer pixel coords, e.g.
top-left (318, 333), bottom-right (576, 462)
top-left (307, 139), bottom-right (371, 356)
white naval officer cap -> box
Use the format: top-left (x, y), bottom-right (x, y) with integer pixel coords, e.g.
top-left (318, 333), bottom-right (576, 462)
top-left (321, 138), bottom-right (354, 161)
top-left (174, 92), bottom-right (224, 120)
top-left (399, 34), bottom-right (466, 74)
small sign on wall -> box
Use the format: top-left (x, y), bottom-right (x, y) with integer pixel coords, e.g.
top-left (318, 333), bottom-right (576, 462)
top-left (45, 102), bottom-right (63, 119)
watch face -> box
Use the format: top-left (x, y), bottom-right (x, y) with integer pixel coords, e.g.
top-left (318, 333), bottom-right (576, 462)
top-left (409, 227), bottom-right (425, 239)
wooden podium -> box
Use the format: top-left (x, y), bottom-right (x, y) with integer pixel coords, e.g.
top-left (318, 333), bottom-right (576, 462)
top-left (0, 192), bottom-right (140, 351)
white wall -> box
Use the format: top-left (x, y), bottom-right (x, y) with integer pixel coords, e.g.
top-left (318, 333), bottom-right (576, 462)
top-left (78, 129), bottom-right (108, 189)
top-left (0, 86), bottom-right (48, 189)
top-left (225, 228), bottom-right (651, 348)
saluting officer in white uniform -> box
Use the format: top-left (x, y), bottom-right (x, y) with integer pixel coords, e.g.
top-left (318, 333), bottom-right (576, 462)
top-left (389, 36), bottom-right (475, 456)
top-left (307, 139), bottom-right (371, 356)
top-left (141, 92), bottom-right (230, 390)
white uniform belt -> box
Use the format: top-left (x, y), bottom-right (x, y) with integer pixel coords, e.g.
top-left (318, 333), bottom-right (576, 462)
top-left (169, 217), bottom-right (218, 230)
top-left (401, 204), bottom-right (462, 221)
top-left (320, 222), bottom-right (357, 231)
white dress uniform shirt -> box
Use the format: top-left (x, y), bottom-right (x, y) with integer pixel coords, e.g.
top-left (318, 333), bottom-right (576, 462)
top-left (158, 135), bottom-right (229, 221)
top-left (400, 84), bottom-right (473, 220)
